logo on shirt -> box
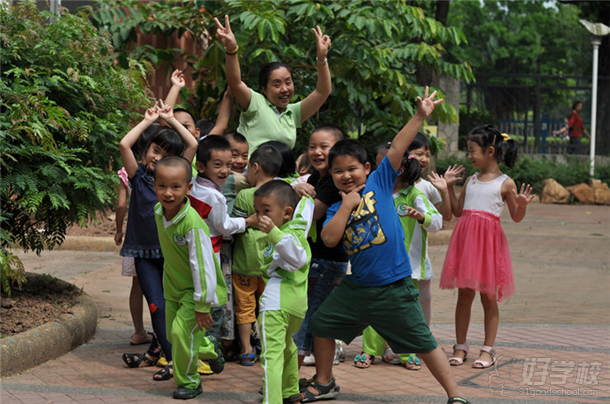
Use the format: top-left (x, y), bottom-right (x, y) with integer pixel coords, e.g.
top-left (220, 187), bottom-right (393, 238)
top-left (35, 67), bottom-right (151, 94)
top-left (173, 233), bottom-right (186, 246)
top-left (343, 191), bottom-right (387, 255)
top-left (396, 203), bottom-right (410, 216)
top-left (263, 244), bottom-right (274, 258)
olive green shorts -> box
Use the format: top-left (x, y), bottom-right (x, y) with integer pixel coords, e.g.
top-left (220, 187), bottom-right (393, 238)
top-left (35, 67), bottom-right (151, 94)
top-left (308, 276), bottom-right (437, 354)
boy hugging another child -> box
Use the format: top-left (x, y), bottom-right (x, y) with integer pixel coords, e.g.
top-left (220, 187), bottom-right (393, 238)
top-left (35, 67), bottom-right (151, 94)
top-left (152, 156), bottom-right (226, 400)
top-left (254, 180), bottom-right (315, 404)
top-left (231, 145), bottom-right (282, 365)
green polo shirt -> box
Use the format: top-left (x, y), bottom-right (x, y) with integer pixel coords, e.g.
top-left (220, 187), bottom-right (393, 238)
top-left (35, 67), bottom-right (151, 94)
top-left (237, 89), bottom-right (302, 154)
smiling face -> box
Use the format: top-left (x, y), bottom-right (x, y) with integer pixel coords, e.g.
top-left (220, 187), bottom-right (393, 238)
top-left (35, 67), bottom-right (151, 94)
top-left (262, 67), bottom-right (294, 112)
top-left (409, 146), bottom-right (431, 172)
top-left (254, 193), bottom-right (292, 229)
top-left (308, 129), bottom-right (337, 176)
top-left (330, 155), bottom-right (371, 194)
top-left (143, 142), bottom-right (169, 172)
top-left (153, 164), bottom-right (192, 220)
top-left (467, 140), bottom-right (494, 169)
top-left (196, 149), bottom-right (232, 187)
top-left (228, 139), bottom-right (249, 173)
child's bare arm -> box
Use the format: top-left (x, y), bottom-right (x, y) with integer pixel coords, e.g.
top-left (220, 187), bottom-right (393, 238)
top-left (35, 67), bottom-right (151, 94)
top-left (165, 69), bottom-right (186, 109)
top-left (387, 87), bottom-right (443, 172)
top-left (428, 171), bottom-right (452, 221)
top-left (209, 89), bottom-right (233, 136)
top-left (115, 181), bottom-right (128, 246)
top-left (321, 184), bottom-right (364, 248)
top-left (158, 100), bottom-right (198, 163)
top-left (120, 103), bottom-right (159, 178)
top-left (503, 179), bottom-right (534, 223)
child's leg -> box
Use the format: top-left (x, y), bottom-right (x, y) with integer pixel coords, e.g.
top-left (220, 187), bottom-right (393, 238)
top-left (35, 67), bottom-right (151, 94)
top-left (454, 288), bottom-right (476, 354)
top-left (134, 257), bottom-right (171, 361)
top-left (167, 300), bottom-right (205, 389)
top-left (233, 273), bottom-right (257, 359)
top-left (479, 292), bottom-right (499, 362)
top-left (259, 310), bottom-right (291, 404)
top-left (360, 326), bottom-right (385, 367)
top-left (281, 314), bottom-right (302, 399)
top-left (312, 336), bottom-right (335, 384)
top-left (418, 279), bottom-right (432, 326)
top-left (419, 347), bottom-right (463, 398)
top-left (129, 276), bottom-right (146, 337)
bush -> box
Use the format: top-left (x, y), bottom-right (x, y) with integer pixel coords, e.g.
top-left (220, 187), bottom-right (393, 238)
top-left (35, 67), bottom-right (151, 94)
top-left (436, 155), bottom-right (609, 194)
top-left (0, 2), bottom-right (150, 294)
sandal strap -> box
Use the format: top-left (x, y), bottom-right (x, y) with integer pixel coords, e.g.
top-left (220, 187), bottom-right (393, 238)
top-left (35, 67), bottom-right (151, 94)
top-left (480, 345), bottom-right (496, 356)
top-left (142, 354), bottom-right (158, 366)
top-left (453, 343), bottom-right (469, 354)
top-left (447, 397), bottom-right (470, 404)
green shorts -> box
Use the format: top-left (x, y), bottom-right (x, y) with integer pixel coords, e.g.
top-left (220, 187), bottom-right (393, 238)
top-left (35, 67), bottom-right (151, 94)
top-left (308, 276), bottom-right (437, 354)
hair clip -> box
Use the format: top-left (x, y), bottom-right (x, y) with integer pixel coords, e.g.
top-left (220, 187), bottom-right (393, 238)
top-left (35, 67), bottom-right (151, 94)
top-left (501, 133), bottom-right (510, 142)
top-left (407, 155), bottom-right (415, 162)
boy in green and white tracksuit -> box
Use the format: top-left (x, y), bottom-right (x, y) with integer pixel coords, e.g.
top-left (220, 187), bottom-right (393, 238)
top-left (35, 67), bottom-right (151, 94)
top-left (253, 182), bottom-right (314, 404)
top-left (155, 198), bottom-right (227, 392)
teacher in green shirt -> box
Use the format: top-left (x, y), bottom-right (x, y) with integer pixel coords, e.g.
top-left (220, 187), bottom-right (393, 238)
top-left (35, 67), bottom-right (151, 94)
top-left (214, 15), bottom-right (332, 154)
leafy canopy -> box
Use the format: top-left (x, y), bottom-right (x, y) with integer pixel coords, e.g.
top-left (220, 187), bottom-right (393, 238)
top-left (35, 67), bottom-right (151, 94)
top-left (0, 1), bottom-right (150, 282)
top-left (84, 0), bottom-right (473, 155)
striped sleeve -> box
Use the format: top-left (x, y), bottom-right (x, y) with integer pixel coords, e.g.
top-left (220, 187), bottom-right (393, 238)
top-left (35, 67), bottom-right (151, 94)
top-left (185, 228), bottom-right (218, 313)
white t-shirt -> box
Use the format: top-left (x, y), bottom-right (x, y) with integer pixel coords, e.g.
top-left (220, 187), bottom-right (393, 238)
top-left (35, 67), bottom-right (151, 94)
top-left (415, 179), bottom-right (442, 206)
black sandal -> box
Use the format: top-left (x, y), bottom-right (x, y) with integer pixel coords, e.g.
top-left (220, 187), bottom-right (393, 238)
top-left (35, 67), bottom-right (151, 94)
top-left (447, 398), bottom-right (471, 404)
top-left (153, 364), bottom-right (173, 381)
top-left (122, 352), bottom-right (158, 368)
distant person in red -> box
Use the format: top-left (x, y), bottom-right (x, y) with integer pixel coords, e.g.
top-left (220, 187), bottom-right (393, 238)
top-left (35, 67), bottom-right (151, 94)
top-left (568, 101), bottom-right (591, 154)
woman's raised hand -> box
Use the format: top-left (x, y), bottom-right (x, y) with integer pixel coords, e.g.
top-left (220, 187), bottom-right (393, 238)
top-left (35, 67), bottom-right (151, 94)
top-left (312, 26), bottom-right (331, 61)
top-left (214, 15), bottom-right (237, 51)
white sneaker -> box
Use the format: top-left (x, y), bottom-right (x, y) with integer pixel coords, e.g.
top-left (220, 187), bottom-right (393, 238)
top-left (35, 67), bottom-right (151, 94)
top-left (303, 354), bottom-right (316, 366)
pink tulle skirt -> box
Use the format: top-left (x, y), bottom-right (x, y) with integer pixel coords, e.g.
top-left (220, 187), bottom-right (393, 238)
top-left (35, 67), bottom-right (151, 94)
top-left (439, 209), bottom-right (515, 302)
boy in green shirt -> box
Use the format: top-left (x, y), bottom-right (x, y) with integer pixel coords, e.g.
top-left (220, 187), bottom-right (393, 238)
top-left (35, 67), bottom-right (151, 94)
top-left (152, 156), bottom-right (227, 400)
top-left (232, 145), bottom-right (282, 365)
top-left (254, 180), bottom-right (315, 404)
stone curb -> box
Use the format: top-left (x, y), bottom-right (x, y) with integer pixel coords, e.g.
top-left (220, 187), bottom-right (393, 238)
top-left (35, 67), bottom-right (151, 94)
top-left (0, 277), bottom-right (98, 379)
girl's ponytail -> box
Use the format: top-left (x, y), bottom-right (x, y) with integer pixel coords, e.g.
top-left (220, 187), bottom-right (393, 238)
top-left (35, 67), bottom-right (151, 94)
top-left (501, 138), bottom-right (518, 168)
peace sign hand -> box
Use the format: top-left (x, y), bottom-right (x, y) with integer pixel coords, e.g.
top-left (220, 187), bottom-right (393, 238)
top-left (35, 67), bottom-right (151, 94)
top-left (214, 15), bottom-right (237, 51)
top-left (312, 26), bottom-right (331, 61)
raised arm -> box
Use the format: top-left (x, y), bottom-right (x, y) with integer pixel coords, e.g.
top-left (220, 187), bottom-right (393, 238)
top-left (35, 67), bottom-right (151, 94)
top-left (119, 103), bottom-right (159, 178)
top-left (300, 26), bottom-right (332, 123)
top-left (164, 69), bottom-right (186, 109)
top-left (158, 100), bottom-right (198, 163)
top-left (209, 88), bottom-right (233, 136)
top-left (214, 15), bottom-right (252, 110)
top-left (503, 179), bottom-right (535, 223)
top-left (386, 87), bottom-right (443, 172)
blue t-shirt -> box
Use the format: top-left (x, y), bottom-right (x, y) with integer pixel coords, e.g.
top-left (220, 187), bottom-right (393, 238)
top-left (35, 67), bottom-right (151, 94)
top-left (324, 156), bottom-right (411, 286)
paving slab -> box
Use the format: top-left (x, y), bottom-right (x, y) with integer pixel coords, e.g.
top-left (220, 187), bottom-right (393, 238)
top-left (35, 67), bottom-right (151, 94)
top-left (3, 202), bottom-right (609, 403)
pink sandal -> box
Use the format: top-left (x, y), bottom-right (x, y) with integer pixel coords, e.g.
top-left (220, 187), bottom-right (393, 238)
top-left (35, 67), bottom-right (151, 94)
top-left (472, 346), bottom-right (496, 369)
top-left (448, 343), bottom-right (469, 366)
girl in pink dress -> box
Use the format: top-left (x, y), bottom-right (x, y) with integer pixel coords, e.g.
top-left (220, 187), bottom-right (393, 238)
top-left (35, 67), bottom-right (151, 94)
top-left (440, 125), bottom-right (534, 370)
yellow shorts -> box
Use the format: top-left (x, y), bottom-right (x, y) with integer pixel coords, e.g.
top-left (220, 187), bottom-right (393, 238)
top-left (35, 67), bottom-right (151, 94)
top-left (232, 273), bottom-right (265, 325)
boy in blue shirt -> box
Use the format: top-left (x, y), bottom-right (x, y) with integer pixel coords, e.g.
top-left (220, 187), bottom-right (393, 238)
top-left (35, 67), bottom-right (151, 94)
top-left (305, 88), bottom-right (470, 404)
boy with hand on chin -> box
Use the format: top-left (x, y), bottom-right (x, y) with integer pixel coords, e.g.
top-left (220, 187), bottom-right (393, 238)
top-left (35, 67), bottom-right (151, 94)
top-left (254, 180), bottom-right (315, 404)
top-left (152, 156), bottom-right (227, 400)
top-left (305, 88), bottom-right (470, 404)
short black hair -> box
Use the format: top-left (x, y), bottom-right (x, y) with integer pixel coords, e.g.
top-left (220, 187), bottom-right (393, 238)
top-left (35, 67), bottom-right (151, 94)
top-left (260, 140), bottom-right (296, 179)
top-left (311, 124), bottom-right (346, 143)
top-left (255, 179), bottom-right (298, 211)
top-left (146, 128), bottom-right (185, 160)
top-left (173, 108), bottom-right (196, 123)
top-left (224, 132), bottom-right (248, 145)
top-left (328, 139), bottom-right (367, 168)
top-left (296, 152), bottom-right (312, 174)
top-left (250, 145), bottom-right (281, 177)
top-left (196, 119), bottom-right (215, 137)
top-left (407, 132), bottom-right (430, 152)
top-left (153, 155), bottom-right (192, 184)
top-left (196, 135), bottom-right (231, 165)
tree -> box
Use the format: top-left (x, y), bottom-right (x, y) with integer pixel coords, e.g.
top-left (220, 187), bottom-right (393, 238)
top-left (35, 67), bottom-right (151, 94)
top-left (84, 0), bottom-right (473, 157)
top-left (0, 1), bottom-right (150, 293)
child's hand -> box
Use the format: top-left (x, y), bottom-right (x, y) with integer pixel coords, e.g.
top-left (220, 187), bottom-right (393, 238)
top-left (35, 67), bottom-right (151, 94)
top-left (170, 69), bottom-right (185, 88)
top-left (340, 184), bottom-right (365, 211)
top-left (404, 206), bottom-right (424, 222)
top-left (312, 26), bottom-right (331, 62)
top-left (158, 99), bottom-right (173, 121)
top-left (114, 231), bottom-right (123, 246)
top-left (443, 164), bottom-right (465, 186)
top-left (416, 86), bottom-right (443, 120)
top-left (144, 102), bottom-right (160, 123)
top-left (195, 311), bottom-right (214, 331)
top-left (428, 171), bottom-right (448, 192)
top-left (513, 183), bottom-right (535, 207)
top-left (294, 183), bottom-right (316, 198)
top-left (214, 15), bottom-right (238, 51)
top-left (246, 213), bottom-right (258, 229)
top-left (258, 215), bottom-right (275, 234)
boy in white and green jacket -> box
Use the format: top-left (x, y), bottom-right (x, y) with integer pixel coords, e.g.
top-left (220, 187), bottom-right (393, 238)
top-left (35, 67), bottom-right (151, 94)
top-left (253, 180), bottom-right (314, 404)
